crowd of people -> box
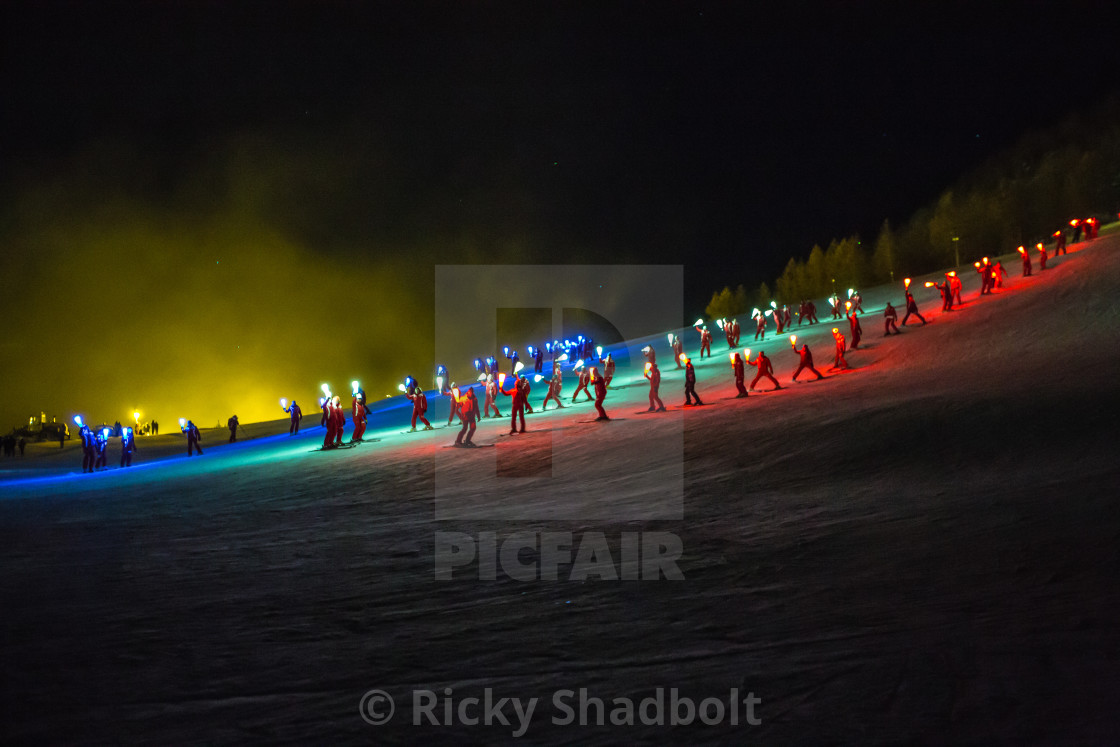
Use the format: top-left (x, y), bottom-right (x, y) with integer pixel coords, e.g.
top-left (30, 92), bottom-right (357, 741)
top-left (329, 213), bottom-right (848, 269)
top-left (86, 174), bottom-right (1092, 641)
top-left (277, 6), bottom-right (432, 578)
top-left (59, 218), bottom-right (1098, 471)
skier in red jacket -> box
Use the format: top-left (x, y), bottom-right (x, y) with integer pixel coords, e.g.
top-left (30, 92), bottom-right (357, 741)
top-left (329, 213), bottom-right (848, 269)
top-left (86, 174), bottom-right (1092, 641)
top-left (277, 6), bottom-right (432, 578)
top-left (683, 356), bottom-right (704, 405)
top-left (644, 361), bottom-right (666, 411)
top-left (407, 384), bottom-right (433, 432)
top-left (747, 350), bottom-right (782, 391)
top-left (1018, 245), bottom-right (1032, 276)
top-left (502, 374), bottom-right (530, 434)
top-left (571, 367), bottom-right (592, 402)
top-left (731, 351), bottom-right (748, 398)
top-left (1037, 242), bottom-right (1048, 271)
top-left (351, 392), bottom-right (367, 443)
top-left (791, 340), bottom-right (824, 381)
top-left (541, 367), bottom-right (565, 410)
top-left (830, 328), bottom-right (849, 370)
top-left (331, 396), bottom-right (346, 446)
top-left (591, 367), bottom-right (609, 420)
top-left (671, 336), bottom-right (684, 368)
top-left (883, 302), bottom-right (900, 335)
top-left (846, 303), bottom-right (863, 349)
top-left (698, 326), bottom-right (712, 358)
top-left (753, 310), bottom-right (767, 341)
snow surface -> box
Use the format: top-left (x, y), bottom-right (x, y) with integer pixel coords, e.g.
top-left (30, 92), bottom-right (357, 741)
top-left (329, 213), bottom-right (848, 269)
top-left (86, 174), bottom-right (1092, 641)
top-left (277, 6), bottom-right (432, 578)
top-left (2, 231), bottom-right (1120, 743)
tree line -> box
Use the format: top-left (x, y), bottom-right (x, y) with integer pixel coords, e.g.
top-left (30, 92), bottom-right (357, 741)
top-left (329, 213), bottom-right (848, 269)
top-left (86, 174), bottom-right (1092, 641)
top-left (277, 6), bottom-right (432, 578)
top-left (707, 97), bottom-right (1120, 319)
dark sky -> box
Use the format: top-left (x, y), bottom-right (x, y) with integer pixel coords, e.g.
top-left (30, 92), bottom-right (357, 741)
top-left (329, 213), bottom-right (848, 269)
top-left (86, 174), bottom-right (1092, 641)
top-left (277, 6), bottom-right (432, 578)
top-left (2, 0), bottom-right (1118, 427)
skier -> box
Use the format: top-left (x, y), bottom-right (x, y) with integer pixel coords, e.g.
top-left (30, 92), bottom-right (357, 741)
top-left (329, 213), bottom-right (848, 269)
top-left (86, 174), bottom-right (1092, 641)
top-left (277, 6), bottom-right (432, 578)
top-left (94, 429), bottom-right (109, 470)
top-left (284, 399), bottom-right (303, 435)
top-left (80, 422), bottom-right (97, 473)
top-left (119, 427), bottom-right (137, 467)
top-left (1054, 229), bottom-right (1067, 255)
top-left (783, 304), bottom-right (793, 330)
top-left (406, 384), bottom-right (433, 432)
top-left (829, 294), bottom-right (842, 320)
top-left (1018, 245), bottom-right (1032, 276)
top-left (351, 392), bottom-right (367, 443)
top-left (791, 341), bottom-right (824, 381)
top-left (453, 386), bottom-right (479, 446)
top-left (883, 302), bottom-right (900, 335)
top-left (502, 374), bottom-right (529, 435)
top-left (591, 366), bottom-right (609, 421)
top-left (850, 291), bottom-right (865, 315)
top-left (698, 326), bottom-right (712, 359)
top-left (683, 355), bottom-right (704, 405)
top-left (730, 318), bottom-right (741, 346)
top-left (947, 272), bottom-right (962, 306)
top-left (753, 311), bottom-right (767, 341)
top-left (992, 260), bottom-right (1008, 289)
top-left (747, 350), bottom-right (782, 391)
top-left (1037, 242), bottom-right (1048, 271)
top-left (227, 414), bottom-right (239, 443)
top-left (804, 299), bottom-right (819, 324)
top-left (830, 328), bottom-right (849, 370)
top-left (183, 419), bottom-right (203, 456)
top-left (900, 290), bottom-right (926, 326)
top-left (846, 303), bottom-right (863, 349)
top-left (541, 368), bottom-right (565, 410)
top-left (571, 366), bottom-right (592, 402)
top-left (483, 375), bottom-right (502, 418)
top-left (603, 353), bottom-right (616, 386)
top-left (933, 280), bottom-right (952, 312)
top-left (672, 335), bottom-right (684, 368)
top-left (321, 400), bottom-right (338, 449)
top-left (331, 395), bottom-right (346, 446)
top-left (731, 351), bottom-right (748, 398)
top-left (517, 373), bottom-right (533, 416)
top-left (534, 346), bottom-right (544, 373)
top-left (644, 361), bottom-right (666, 412)
top-left (975, 261), bottom-right (992, 295)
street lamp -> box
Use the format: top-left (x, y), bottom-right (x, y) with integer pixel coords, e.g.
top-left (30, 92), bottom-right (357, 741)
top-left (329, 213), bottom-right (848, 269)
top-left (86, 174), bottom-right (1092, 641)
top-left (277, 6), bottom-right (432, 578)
top-left (952, 236), bottom-right (960, 268)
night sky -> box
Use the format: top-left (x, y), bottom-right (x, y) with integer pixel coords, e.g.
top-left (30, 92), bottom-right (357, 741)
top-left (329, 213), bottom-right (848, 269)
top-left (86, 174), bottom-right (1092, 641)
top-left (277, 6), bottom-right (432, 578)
top-left (2, 0), bottom-right (1118, 428)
